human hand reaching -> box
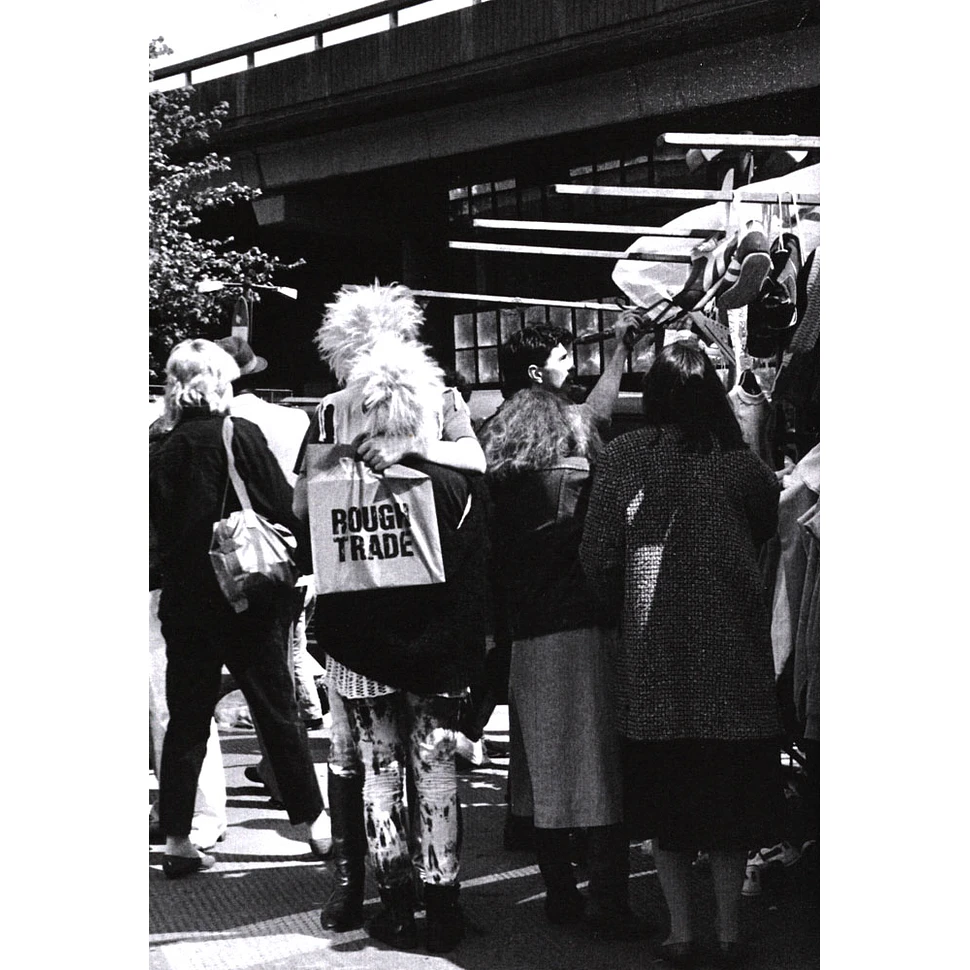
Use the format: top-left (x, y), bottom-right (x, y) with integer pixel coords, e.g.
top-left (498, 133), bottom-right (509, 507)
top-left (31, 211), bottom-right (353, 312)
top-left (614, 308), bottom-right (649, 349)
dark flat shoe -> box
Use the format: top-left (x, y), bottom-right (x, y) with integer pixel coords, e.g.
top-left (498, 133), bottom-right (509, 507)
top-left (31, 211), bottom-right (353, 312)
top-left (654, 941), bottom-right (697, 968)
top-left (162, 852), bottom-right (215, 880)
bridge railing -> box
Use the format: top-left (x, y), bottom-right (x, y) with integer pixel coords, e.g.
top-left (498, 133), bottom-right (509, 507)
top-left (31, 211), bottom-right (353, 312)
top-left (151, 0), bottom-right (485, 88)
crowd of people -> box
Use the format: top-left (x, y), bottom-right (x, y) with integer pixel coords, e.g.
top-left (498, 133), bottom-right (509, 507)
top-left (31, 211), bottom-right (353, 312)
top-left (149, 281), bottom-right (791, 967)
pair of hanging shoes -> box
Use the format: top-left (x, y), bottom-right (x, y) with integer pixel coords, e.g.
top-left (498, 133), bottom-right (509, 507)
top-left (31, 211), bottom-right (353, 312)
top-left (717, 221), bottom-right (772, 309)
top-left (747, 229), bottom-right (802, 357)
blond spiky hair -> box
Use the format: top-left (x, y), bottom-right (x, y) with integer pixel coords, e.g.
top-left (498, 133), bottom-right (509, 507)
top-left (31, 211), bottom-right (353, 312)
top-left (344, 333), bottom-right (445, 441)
top-left (314, 282), bottom-right (426, 383)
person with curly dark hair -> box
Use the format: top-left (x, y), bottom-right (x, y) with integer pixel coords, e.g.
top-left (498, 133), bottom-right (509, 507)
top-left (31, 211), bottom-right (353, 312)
top-left (480, 383), bottom-right (651, 941)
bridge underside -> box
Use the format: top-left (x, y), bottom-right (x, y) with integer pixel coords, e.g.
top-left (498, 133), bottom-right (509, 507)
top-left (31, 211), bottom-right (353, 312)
top-left (186, 1), bottom-right (819, 396)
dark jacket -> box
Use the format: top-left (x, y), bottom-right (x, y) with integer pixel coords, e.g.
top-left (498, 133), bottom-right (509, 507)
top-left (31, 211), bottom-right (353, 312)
top-left (488, 456), bottom-right (611, 643)
top-left (315, 459), bottom-right (488, 695)
top-left (149, 409), bottom-right (307, 625)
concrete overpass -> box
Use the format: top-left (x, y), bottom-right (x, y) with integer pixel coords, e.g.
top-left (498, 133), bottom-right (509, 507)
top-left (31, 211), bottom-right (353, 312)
top-left (161, 0), bottom-right (819, 396)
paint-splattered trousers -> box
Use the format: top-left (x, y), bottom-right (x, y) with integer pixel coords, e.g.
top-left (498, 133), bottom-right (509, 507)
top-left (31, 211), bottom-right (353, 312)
top-left (343, 692), bottom-right (462, 888)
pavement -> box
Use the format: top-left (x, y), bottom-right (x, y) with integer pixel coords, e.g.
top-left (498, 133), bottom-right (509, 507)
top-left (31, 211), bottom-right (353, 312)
top-left (149, 706), bottom-right (819, 970)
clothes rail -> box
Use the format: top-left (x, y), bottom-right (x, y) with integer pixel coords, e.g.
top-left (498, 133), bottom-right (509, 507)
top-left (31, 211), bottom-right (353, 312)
top-left (659, 132), bottom-right (820, 151)
top-left (472, 218), bottom-right (724, 239)
top-left (410, 289), bottom-right (627, 311)
top-left (448, 240), bottom-right (692, 262)
top-left (554, 184), bottom-right (820, 205)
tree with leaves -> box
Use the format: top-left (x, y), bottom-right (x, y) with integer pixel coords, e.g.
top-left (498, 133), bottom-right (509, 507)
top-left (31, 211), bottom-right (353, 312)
top-left (149, 38), bottom-right (301, 380)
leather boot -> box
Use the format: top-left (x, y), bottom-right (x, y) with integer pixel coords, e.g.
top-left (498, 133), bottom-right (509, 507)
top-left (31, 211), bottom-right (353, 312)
top-left (367, 880), bottom-right (418, 950)
top-left (535, 827), bottom-right (585, 924)
top-left (424, 883), bottom-right (464, 954)
top-left (320, 771), bottom-right (367, 931)
top-left (585, 824), bottom-right (651, 940)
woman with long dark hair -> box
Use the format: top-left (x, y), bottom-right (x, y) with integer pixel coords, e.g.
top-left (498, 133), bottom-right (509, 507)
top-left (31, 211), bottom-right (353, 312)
top-left (580, 338), bottom-right (785, 967)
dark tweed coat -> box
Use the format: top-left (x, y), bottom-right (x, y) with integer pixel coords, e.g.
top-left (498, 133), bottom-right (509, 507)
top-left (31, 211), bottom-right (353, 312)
top-left (580, 425), bottom-right (782, 742)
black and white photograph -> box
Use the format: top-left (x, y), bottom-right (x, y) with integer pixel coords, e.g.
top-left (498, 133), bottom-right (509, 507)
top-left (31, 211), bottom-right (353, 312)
top-left (143, 2), bottom-right (828, 967)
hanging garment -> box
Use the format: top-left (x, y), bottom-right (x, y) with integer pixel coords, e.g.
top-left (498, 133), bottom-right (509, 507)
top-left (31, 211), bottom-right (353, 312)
top-left (729, 382), bottom-right (775, 466)
top-left (769, 444), bottom-right (820, 678)
top-left (786, 247), bottom-right (820, 356)
top-left (793, 504), bottom-right (820, 741)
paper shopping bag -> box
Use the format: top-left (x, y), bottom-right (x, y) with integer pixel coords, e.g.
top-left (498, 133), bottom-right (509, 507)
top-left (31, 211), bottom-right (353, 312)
top-left (305, 444), bottom-right (446, 595)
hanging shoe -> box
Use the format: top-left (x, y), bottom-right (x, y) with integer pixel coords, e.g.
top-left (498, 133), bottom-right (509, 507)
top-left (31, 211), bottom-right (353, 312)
top-left (746, 226), bottom-right (802, 357)
top-left (717, 221), bottom-right (772, 309)
top-left (424, 882), bottom-right (465, 954)
top-left (673, 234), bottom-right (736, 310)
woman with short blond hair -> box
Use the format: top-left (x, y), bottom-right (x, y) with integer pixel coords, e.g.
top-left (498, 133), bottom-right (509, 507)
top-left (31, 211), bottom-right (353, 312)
top-left (150, 338), bottom-right (329, 878)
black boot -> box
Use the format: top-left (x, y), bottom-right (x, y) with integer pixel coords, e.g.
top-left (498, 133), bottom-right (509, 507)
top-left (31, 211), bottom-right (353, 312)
top-left (503, 809), bottom-right (536, 851)
top-left (320, 771), bottom-right (367, 932)
top-left (367, 881), bottom-right (418, 950)
top-left (535, 827), bottom-right (585, 924)
top-left (585, 824), bottom-right (651, 940)
top-left (424, 883), bottom-right (464, 954)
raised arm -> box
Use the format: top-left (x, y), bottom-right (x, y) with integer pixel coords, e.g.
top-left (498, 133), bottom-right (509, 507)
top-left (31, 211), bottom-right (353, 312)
top-left (581, 310), bottom-right (648, 428)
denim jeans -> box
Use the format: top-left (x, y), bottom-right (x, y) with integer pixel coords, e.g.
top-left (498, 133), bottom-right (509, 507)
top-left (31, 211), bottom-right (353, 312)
top-left (342, 692), bottom-right (462, 887)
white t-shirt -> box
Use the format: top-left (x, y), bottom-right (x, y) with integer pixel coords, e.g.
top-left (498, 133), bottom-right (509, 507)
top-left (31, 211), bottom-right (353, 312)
top-left (228, 392), bottom-right (310, 487)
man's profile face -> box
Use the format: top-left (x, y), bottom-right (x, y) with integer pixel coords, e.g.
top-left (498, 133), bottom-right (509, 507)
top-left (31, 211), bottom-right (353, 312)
top-left (538, 343), bottom-right (574, 390)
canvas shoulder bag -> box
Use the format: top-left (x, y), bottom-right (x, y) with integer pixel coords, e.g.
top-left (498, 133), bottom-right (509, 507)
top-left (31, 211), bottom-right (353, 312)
top-left (209, 417), bottom-right (299, 613)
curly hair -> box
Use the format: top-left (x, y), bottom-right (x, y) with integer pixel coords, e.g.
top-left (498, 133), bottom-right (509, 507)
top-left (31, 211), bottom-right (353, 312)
top-left (479, 386), bottom-right (601, 478)
top-left (314, 282), bottom-right (425, 384)
top-left (161, 338), bottom-right (238, 428)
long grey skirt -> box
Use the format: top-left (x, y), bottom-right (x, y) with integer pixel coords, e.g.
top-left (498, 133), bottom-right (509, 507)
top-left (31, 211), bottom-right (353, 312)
top-left (508, 626), bottom-right (622, 828)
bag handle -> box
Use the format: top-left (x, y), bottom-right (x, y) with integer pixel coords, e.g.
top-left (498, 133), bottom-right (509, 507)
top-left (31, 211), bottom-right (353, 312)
top-left (221, 416), bottom-right (254, 513)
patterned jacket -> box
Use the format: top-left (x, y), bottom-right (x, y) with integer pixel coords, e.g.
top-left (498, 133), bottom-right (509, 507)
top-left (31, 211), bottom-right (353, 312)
top-left (580, 425), bottom-right (782, 742)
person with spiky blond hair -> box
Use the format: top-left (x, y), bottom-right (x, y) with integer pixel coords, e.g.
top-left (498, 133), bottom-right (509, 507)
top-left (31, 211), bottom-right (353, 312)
top-left (301, 282), bottom-right (485, 478)
top-left (293, 282), bottom-right (487, 955)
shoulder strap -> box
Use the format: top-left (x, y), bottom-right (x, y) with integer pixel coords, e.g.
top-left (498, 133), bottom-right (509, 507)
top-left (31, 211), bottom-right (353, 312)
top-left (222, 417), bottom-right (253, 512)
